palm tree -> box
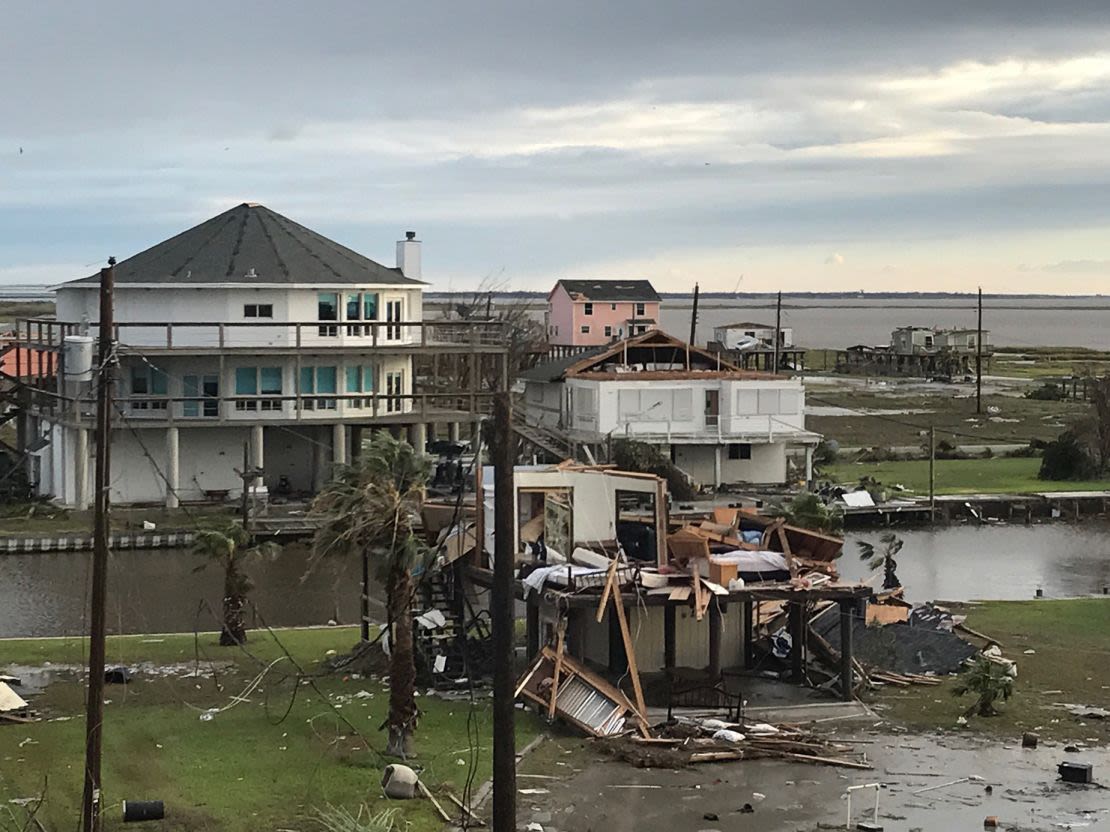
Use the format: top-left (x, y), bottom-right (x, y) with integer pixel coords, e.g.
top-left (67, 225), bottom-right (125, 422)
top-left (857, 532), bottom-right (904, 590)
top-left (192, 524), bottom-right (280, 646)
top-left (953, 657), bottom-right (1015, 717)
top-left (311, 430), bottom-right (432, 758)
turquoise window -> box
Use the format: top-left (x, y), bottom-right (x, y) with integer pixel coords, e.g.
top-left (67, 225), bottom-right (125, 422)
top-left (345, 366), bottom-right (361, 393)
top-left (299, 367), bottom-right (315, 393)
top-left (346, 294), bottom-right (361, 320)
top-left (363, 366), bottom-right (374, 391)
top-left (150, 369), bottom-right (168, 395)
top-left (363, 293), bottom-right (378, 320)
top-left (318, 293), bottom-right (338, 321)
top-left (235, 367), bottom-right (257, 395)
top-left (259, 367), bottom-right (282, 395)
top-left (316, 366), bottom-right (337, 394)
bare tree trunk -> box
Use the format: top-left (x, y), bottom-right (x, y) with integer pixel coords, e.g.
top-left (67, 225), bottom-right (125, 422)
top-left (385, 565), bottom-right (417, 757)
top-left (1091, 376), bottom-right (1110, 474)
top-left (220, 558), bottom-right (247, 646)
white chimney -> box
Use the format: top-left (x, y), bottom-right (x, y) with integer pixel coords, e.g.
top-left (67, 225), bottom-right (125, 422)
top-left (396, 231), bottom-right (421, 280)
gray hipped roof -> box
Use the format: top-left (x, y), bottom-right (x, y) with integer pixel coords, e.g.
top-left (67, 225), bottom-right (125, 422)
top-left (64, 203), bottom-right (423, 287)
top-left (554, 279), bottom-right (660, 302)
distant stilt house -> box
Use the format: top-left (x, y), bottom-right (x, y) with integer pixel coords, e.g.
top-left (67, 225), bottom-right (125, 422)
top-left (836, 326), bottom-right (992, 377)
top-left (706, 321), bottom-right (806, 372)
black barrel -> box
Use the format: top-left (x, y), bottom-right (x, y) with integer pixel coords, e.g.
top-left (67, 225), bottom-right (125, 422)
top-left (122, 800), bottom-right (165, 822)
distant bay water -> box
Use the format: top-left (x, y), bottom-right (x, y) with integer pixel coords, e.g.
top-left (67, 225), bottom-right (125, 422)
top-left (428, 293), bottom-right (1110, 351)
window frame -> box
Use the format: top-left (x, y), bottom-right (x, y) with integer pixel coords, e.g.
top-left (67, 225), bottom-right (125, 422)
top-left (728, 443), bottom-right (752, 460)
top-left (583, 302), bottom-right (593, 316)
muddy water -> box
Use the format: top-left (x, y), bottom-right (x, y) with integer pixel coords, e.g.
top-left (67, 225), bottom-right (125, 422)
top-left (841, 523), bottom-right (1110, 602)
top-left (521, 733), bottom-right (1110, 832)
top-left (2, 523), bottom-right (1109, 639)
top-left (0, 543), bottom-right (365, 639)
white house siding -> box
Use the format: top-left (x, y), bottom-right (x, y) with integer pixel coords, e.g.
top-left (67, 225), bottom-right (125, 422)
top-left (55, 286), bottom-right (424, 350)
top-left (671, 442), bottom-right (786, 486)
top-left (564, 377), bottom-right (805, 439)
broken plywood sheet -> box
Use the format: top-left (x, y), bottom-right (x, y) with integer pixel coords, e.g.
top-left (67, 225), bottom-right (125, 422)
top-left (0, 682), bottom-right (29, 714)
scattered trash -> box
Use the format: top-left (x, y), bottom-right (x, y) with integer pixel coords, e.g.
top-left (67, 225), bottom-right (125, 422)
top-left (122, 800), bottom-right (164, 823)
top-left (104, 667), bottom-right (132, 685)
top-left (1022, 732), bottom-right (1039, 748)
top-left (1058, 762), bottom-right (1094, 784)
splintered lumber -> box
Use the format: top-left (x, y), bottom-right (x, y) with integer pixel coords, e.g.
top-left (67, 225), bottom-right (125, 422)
top-left (596, 556), bottom-right (621, 623)
top-left (668, 586), bottom-right (692, 601)
top-left (689, 750), bottom-right (745, 763)
top-left (417, 780), bottom-right (452, 823)
top-left (609, 580), bottom-right (650, 737)
top-left (692, 570), bottom-right (706, 621)
top-left (547, 620), bottom-right (567, 720)
top-left (955, 622), bottom-right (1002, 646)
top-left (444, 793), bottom-right (486, 827)
top-left (775, 751), bottom-right (872, 770)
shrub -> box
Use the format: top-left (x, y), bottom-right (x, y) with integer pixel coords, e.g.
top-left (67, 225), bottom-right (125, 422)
top-left (771, 492), bottom-right (844, 535)
top-left (1039, 430), bottom-right (1097, 481)
top-left (1025, 381), bottom-right (1068, 401)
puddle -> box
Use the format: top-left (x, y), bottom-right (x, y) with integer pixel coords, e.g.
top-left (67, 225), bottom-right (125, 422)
top-left (519, 732), bottom-right (1110, 832)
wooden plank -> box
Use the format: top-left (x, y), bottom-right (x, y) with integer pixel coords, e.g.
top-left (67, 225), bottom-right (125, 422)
top-left (777, 523), bottom-right (796, 577)
top-left (610, 582), bottom-right (649, 737)
top-left (547, 619), bottom-right (567, 720)
top-left (668, 586), bottom-right (691, 601)
top-left (417, 779), bottom-right (452, 823)
top-left (595, 556), bottom-right (620, 623)
top-left (692, 570), bottom-right (705, 621)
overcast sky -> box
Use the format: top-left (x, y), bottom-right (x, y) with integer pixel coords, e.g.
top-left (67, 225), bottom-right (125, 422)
top-left (3, 1), bottom-right (1110, 292)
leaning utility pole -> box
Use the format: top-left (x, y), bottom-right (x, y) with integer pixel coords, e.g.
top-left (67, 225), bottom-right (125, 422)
top-left (929, 425), bottom-right (936, 525)
top-left (490, 393), bottom-right (517, 832)
top-left (689, 282), bottom-right (700, 347)
top-left (773, 290), bottom-right (782, 375)
top-left (81, 260), bottom-right (115, 832)
top-left (976, 287), bottom-right (983, 414)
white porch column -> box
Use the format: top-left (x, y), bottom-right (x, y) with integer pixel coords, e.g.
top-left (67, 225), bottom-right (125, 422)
top-left (713, 444), bottom-right (722, 488)
top-left (164, 427), bottom-right (180, 508)
top-left (333, 423), bottom-right (348, 468)
top-left (408, 422), bottom-right (427, 454)
top-left (74, 428), bottom-right (90, 510)
top-left (251, 424), bottom-right (265, 489)
top-left (805, 444), bottom-right (814, 486)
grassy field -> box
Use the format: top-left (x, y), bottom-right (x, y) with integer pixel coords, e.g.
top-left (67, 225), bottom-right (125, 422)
top-left (807, 389), bottom-right (1086, 449)
top-left (0, 300), bottom-right (52, 323)
top-left (0, 627), bottom-right (543, 832)
top-left (878, 599), bottom-right (1110, 741)
top-left (992, 347), bottom-right (1110, 379)
top-left (824, 456), bottom-right (1110, 495)
top-left (0, 504), bottom-right (251, 536)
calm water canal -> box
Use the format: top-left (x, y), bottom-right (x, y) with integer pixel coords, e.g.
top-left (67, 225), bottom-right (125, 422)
top-left (1, 523), bottom-right (1108, 639)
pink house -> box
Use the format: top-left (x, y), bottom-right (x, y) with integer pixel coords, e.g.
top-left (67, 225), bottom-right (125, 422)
top-left (546, 279), bottom-right (661, 346)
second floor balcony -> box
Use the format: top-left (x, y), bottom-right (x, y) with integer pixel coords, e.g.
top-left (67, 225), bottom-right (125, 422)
top-left (13, 317), bottom-right (508, 355)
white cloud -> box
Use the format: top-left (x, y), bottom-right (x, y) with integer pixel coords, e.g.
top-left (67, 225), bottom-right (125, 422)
top-left (825, 253), bottom-right (845, 266)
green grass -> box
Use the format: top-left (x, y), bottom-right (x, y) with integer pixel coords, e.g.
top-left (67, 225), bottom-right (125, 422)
top-left (825, 456), bottom-right (1110, 495)
top-left (0, 504), bottom-right (246, 536)
top-left (878, 599), bottom-right (1110, 741)
top-left (807, 390), bottom-right (1086, 449)
top-left (0, 300), bottom-right (53, 323)
top-left (0, 627), bottom-right (543, 832)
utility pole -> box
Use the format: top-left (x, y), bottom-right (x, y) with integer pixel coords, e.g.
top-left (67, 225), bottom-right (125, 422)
top-left (773, 291), bottom-right (782, 375)
top-left (929, 425), bottom-right (936, 525)
top-left (976, 287), bottom-right (983, 414)
top-left (81, 260), bottom-right (115, 832)
top-left (689, 282), bottom-right (700, 347)
top-left (491, 392), bottom-right (516, 832)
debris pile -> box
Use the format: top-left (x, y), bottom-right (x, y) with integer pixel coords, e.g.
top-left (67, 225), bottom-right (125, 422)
top-left (599, 717), bottom-right (872, 770)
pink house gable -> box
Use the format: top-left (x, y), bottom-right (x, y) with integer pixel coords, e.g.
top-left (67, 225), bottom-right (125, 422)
top-left (546, 280), bottom-right (661, 346)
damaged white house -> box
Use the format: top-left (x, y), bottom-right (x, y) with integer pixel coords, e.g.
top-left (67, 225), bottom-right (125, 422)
top-left (520, 330), bottom-right (821, 487)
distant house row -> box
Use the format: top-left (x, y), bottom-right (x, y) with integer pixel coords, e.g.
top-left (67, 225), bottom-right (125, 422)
top-left (837, 325), bottom-right (993, 377)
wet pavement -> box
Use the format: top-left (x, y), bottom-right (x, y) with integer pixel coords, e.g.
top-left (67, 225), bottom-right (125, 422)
top-left (519, 732), bottom-right (1110, 831)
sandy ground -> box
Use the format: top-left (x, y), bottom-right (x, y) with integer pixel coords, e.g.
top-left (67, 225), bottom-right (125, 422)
top-left (517, 732), bottom-right (1110, 831)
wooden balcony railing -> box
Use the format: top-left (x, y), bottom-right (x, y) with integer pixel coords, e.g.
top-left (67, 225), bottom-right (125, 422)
top-left (13, 318), bottom-right (509, 352)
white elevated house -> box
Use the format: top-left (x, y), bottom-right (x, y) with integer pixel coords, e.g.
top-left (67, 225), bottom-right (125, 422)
top-left (12, 203), bottom-right (507, 507)
top-left (712, 321), bottom-right (794, 350)
top-left (521, 330), bottom-right (820, 487)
